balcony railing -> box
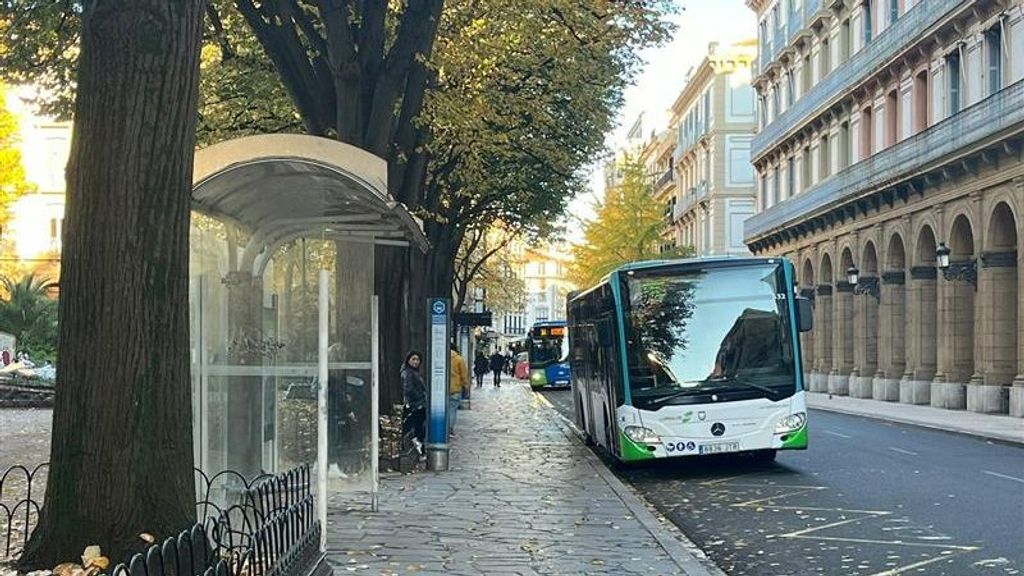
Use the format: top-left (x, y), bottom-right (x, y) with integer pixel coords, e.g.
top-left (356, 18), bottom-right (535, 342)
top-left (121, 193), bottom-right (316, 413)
top-left (751, 0), bottom-right (965, 161)
top-left (673, 181), bottom-right (709, 221)
top-left (655, 168), bottom-right (674, 190)
top-left (745, 79), bottom-right (1024, 243)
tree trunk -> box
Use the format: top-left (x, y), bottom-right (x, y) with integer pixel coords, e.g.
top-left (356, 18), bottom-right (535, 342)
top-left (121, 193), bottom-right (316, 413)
top-left (19, 0), bottom-right (205, 568)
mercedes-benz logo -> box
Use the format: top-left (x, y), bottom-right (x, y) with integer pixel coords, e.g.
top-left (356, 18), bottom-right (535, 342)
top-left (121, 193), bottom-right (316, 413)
top-left (711, 422), bottom-right (725, 436)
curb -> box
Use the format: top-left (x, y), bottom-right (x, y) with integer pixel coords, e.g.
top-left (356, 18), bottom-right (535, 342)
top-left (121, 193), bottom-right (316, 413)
top-left (532, 390), bottom-right (726, 576)
top-left (807, 399), bottom-right (1024, 447)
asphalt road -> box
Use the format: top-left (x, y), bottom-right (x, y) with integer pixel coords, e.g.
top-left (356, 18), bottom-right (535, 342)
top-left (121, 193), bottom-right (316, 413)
top-left (539, 388), bottom-right (1024, 576)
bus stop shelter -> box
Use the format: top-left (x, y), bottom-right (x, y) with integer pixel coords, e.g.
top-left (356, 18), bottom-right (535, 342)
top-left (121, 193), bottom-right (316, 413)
top-left (188, 135), bottom-right (427, 526)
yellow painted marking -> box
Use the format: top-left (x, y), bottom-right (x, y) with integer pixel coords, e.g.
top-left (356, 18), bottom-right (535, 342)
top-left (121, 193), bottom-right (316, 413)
top-left (779, 512), bottom-right (888, 538)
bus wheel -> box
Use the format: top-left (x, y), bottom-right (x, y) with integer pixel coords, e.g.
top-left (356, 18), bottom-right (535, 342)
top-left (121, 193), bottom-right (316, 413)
top-left (752, 449), bottom-right (777, 463)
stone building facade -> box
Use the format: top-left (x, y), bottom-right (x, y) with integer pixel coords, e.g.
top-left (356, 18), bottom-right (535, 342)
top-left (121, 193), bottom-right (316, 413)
top-left (744, 0), bottom-right (1024, 415)
top-left (668, 40), bottom-right (759, 256)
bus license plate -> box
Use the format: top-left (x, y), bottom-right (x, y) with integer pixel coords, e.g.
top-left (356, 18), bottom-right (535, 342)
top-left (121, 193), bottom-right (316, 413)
top-left (699, 442), bottom-right (740, 455)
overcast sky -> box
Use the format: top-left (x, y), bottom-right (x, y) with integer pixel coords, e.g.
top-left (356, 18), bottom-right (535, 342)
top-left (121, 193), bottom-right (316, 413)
top-left (563, 0), bottom-right (755, 243)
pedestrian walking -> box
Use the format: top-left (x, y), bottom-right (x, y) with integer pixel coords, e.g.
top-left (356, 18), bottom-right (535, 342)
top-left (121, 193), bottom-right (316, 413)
top-left (449, 344), bottom-right (470, 436)
top-left (401, 351), bottom-right (426, 457)
top-left (490, 350), bottom-right (505, 387)
top-left (473, 351), bottom-right (489, 388)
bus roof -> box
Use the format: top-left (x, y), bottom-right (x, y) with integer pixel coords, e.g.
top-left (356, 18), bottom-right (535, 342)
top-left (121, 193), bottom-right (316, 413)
top-left (568, 256), bottom-right (788, 304)
top-left (530, 319), bottom-right (566, 328)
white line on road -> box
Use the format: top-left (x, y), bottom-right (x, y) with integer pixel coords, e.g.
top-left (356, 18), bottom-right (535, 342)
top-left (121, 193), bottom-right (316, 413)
top-left (823, 430), bottom-right (852, 439)
top-left (982, 470), bottom-right (1024, 484)
top-left (889, 447), bottom-right (919, 456)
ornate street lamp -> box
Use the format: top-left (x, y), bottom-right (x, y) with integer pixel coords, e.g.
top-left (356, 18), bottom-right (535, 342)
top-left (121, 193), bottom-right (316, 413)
top-left (936, 242), bottom-right (977, 288)
top-left (849, 264), bottom-right (880, 300)
top-left (936, 242), bottom-right (951, 269)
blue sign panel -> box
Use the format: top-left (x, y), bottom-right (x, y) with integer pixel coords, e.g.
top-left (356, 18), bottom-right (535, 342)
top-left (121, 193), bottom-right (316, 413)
top-left (427, 298), bottom-right (449, 446)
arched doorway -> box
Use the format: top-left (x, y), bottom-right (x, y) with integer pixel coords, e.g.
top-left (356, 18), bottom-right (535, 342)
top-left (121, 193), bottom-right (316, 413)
top-left (852, 241), bottom-right (880, 398)
top-left (975, 202), bottom-right (1018, 413)
top-left (801, 258), bottom-right (816, 386)
top-left (815, 253), bottom-right (834, 392)
top-left (829, 247), bottom-right (855, 395)
top-left (904, 225), bottom-right (937, 404)
top-left (935, 214), bottom-right (976, 410)
top-left (877, 234), bottom-right (907, 401)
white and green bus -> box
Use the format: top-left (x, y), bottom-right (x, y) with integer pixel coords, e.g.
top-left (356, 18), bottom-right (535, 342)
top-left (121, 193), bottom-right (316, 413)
top-left (567, 257), bottom-right (813, 463)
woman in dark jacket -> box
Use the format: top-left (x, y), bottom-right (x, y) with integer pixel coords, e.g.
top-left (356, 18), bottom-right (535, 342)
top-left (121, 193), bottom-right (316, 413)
top-left (473, 352), bottom-right (489, 388)
top-left (401, 351), bottom-right (426, 451)
top-left (489, 351), bottom-right (505, 387)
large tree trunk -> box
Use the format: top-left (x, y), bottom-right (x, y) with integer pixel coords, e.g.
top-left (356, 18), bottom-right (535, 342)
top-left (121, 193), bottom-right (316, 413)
top-left (19, 0), bottom-right (205, 568)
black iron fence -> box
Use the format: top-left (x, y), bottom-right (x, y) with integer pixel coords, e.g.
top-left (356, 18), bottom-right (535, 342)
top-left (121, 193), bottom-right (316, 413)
top-left (0, 464), bottom-right (325, 576)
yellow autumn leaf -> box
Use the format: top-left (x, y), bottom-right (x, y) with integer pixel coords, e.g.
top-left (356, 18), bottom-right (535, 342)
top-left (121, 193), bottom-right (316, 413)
top-left (139, 532), bottom-right (155, 544)
top-left (81, 545), bottom-right (101, 567)
top-left (52, 562), bottom-right (79, 576)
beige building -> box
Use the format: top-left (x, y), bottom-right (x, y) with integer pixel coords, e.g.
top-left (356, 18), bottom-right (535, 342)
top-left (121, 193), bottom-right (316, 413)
top-left (665, 40), bottom-right (759, 256)
top-left (1, 86), bottom-right (71, 277)
top-left (745, 0), bottom-right (1024, 416)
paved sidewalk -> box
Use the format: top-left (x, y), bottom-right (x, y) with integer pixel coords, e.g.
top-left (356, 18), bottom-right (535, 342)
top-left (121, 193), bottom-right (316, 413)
top-left (326, 382), bottom-right (719, 576)
top-left (807, 392), bottom-right (1024, 445)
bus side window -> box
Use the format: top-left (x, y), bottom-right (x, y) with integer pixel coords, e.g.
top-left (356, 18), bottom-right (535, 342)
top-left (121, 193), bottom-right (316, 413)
top-left (597, 319), bottom-right (613, 348)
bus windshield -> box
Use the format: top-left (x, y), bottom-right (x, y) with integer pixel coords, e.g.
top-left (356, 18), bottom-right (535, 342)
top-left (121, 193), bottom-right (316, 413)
top-left (620, 263), bottom-right (796, 407)
top-left (528, 325), bottom-right (566, 368)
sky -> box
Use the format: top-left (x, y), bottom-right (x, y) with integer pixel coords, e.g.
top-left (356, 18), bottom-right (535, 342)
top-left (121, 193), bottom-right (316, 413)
top-left (564, 0), bottom-right (755, 243)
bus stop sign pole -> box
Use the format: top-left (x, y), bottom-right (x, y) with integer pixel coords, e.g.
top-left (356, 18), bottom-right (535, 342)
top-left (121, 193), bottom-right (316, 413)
top-left (426, 298), bottom-right (450, 471)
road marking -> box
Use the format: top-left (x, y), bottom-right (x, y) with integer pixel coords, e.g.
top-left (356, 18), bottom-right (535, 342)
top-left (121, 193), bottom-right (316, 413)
top-left (731, 486), bottom-right (828, 507)
top-left (823, 430), bottom-right (852, 438)
top-left (889, 447), bottom-right (919, 456)
top-left (982, 470), bottom-right (1024, 484)
top-left (868, 550), bottom-right (976, 575)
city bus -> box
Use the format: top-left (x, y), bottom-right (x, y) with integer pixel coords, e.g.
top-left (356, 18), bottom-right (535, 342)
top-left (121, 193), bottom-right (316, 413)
top-left (527, 320), bottom-right (571, 388)
top-left (566, 257), bottom-right (813, 463)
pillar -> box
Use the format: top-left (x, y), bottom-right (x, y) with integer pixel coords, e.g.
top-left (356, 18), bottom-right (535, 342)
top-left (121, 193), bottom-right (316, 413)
top-left (969, 250), bottom-right (1015, 413)
top-left (813, 285), bottom-right (833, 392)
top-left (828, 281), bottom-right (854, 395)
top-left (902, 266), bottom-right (935, 404)
top-left (874, 272), bottom-right (904, 401)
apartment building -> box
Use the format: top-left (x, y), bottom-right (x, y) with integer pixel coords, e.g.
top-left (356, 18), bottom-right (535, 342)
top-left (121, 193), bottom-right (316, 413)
top-left (745, 0), bottom-right (1024, 416)
top-left (1, 85), bottom-right (72, 280)
top-left (668, 40), bottom-right (759, 256)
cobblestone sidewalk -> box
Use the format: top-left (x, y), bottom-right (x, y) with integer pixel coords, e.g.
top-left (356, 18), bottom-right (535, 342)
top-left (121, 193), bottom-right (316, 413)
top-left (326, 382), bottom-right (717, 576)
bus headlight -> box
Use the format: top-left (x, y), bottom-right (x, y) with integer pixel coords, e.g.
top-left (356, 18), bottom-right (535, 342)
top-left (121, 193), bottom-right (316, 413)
top-left (774, 412), bottom-right (806, 434)
top-left (624, 426), bottom-right (661, 444)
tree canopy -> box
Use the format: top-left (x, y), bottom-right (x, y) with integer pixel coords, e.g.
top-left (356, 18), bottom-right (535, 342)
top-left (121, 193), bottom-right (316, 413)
top-left (568, 154), bottom-right (692, 288)
top-left (0, 82), bottom-right (32, 227)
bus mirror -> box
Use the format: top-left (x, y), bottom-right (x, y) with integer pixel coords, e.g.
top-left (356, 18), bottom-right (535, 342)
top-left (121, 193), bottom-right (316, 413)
top-left (597, 320), bottom-right (614, 347)
top-left (796, 297), bottom-right (813, 332)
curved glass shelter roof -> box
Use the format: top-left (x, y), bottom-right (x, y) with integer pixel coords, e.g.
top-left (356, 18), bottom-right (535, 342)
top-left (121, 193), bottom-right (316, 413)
top-left (192, 134), bottom-right (428, 270)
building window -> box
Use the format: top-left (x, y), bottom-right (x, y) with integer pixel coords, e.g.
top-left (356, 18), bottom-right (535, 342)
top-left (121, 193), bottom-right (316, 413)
top-left (914, 70), bottom-right (929, 132)
top-left (50, 218), bottom-right (59, 240)
top-left (802, 53), bottom-right (812, 93)
top-left (802, 146), bottom-right (812, 189)
top-left (840, 19), bottom-right (851, 63)
top-left (772, 86), bottom-right (780, 120)
top-left (861, 106), bottom-right (873, 157)
top-left (987, 26), bottom-right (1002, 96)
top-left (947, 52), bottom-right (961, 115)
top-left (839, 121), bottom-right (850, 170)
top-left (819, 134), bottom-right (830, 179)
top-left (863, 0), bottom-right (872, 43)
top-left (760, 175), bottom-right (768, 209)
top-left (886, 89), bottom-right (898, 146)
top-left (772, 168), bottom-right (780, 205)
top-left (786, 157), bottom-right (795, 198)
top-left (786, 72), bottom-right (795, 107)
top-left (888, 0), bottom-right (899, 25)
top-left (820, 37), bottom-right (830, 78)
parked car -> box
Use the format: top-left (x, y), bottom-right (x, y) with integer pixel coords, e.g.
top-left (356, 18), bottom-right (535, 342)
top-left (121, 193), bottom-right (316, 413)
top-left (514, 352), bottom-right (529, 380)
